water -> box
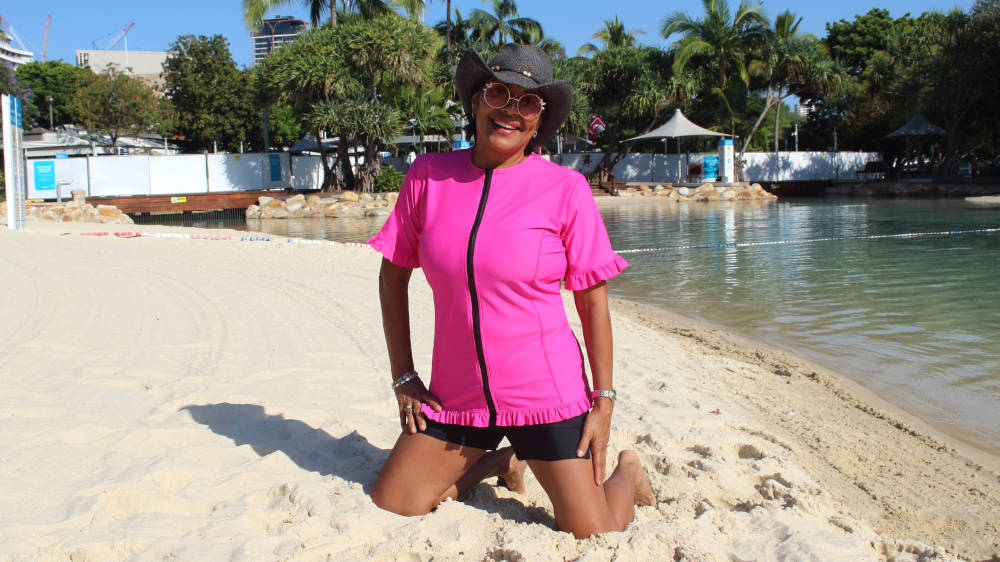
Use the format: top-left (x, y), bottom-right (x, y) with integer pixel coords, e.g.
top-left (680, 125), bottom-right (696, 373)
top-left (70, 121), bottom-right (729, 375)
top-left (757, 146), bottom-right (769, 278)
top-left (152, 198), bottom-right (1000, 455)
top-left (601, 198), bottom-right (1000, 455)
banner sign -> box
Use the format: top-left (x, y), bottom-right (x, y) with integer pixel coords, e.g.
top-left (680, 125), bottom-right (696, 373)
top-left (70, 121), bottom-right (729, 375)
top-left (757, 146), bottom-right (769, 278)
top-left (3, 94), bottom-right (27, 230)
top-left (33, 161), bottom-right (56, 191)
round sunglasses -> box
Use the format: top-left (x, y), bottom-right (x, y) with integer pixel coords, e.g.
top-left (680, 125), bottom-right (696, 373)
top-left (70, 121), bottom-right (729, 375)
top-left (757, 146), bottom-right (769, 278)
top-left (481, 82), bottom-right (546, 119)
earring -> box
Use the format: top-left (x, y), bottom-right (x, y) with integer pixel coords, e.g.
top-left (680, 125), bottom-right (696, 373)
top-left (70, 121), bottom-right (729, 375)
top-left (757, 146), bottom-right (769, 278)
top-left (532, 132), bottom-right (538, 139)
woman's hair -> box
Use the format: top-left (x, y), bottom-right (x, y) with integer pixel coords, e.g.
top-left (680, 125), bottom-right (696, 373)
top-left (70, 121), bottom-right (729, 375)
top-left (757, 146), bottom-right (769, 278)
top-left (466, 84), bottom-right (547, 155)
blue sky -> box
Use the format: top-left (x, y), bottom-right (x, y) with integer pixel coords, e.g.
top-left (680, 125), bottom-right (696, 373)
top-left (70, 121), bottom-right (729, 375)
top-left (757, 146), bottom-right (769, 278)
top-left (2, 0), bottom-right (973, 69)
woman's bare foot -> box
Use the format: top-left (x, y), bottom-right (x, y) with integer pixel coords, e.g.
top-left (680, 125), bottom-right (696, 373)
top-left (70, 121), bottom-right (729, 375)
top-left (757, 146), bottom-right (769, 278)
top-left (618, 450), bottom-right (655, 506)
top-left (492, 447), bottom-right (528, 494)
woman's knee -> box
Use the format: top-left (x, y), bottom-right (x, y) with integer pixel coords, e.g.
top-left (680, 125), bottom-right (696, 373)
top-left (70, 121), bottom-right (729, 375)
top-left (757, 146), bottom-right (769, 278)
top-left (369, 482), bottom-right (435, 516)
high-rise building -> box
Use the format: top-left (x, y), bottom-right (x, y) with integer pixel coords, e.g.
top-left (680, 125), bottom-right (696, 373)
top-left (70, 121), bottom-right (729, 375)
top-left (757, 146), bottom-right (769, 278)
top-left (252, 16), bottom-right (308, 64)
top-left (0, 30), bottom-right (33, 67)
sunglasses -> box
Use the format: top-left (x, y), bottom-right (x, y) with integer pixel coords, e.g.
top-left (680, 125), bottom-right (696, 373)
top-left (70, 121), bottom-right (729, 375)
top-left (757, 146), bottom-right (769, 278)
top-left (481, 82), bottom-right (546, 119)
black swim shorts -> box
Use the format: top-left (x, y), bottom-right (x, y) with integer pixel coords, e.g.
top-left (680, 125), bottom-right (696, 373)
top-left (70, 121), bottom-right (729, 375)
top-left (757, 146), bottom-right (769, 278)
top-left (420, 412), bottom-right (591, 461)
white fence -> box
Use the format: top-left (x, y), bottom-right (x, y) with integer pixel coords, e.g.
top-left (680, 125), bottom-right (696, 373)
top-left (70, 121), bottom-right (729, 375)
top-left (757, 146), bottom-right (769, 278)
top-left (26, 153), bottom-right (292, 199)
top-left (24, 150), bottom-right (883, 200)
top-left (551, 151), bottom-right (881, 183)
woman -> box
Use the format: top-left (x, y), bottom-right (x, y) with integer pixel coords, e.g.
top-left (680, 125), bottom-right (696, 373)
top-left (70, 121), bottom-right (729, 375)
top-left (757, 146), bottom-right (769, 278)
top-left (368, 44), bottom-right (653, 538)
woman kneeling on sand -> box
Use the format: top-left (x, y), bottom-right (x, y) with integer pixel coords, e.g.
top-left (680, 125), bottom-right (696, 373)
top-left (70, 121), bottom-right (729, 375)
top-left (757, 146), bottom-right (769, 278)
top-left (368, 44), bottom-right (654, 538)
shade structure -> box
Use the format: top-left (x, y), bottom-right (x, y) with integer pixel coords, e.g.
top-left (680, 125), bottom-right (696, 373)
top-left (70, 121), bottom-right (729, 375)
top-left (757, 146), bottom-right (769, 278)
top-left (289, 133), bottom-right (338, 153)
top-left (625, 109), bottom-right (728, 141)
top-left (886, 112), bottom-right (946, 138)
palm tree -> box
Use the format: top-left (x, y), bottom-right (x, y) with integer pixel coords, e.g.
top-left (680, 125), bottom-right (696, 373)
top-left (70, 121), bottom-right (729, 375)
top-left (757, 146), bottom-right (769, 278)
top-left (470, 0), bottom-right (542, 47)
top-left (661, 0), bottom-right (767, 90)
top-left (741, 11), bottom-right (843, 154)
top-left (243, 0), bottom-right (395, 29)
top-left (577, 16), bottom-right (645, 56)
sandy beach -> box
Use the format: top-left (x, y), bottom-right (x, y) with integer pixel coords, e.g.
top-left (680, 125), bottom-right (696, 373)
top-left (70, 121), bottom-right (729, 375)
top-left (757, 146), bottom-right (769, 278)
top-left (1, 221), bottom-right (998, 561)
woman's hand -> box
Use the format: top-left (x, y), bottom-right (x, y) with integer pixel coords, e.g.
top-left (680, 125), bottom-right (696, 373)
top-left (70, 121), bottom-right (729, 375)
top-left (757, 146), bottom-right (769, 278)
top-left (577, 398), bottom-right (614, 486)
top-left (395, 377), bottom-right (442, 434)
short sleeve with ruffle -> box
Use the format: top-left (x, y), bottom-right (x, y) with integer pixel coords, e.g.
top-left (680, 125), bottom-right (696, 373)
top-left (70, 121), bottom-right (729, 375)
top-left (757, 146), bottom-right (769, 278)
top-left (367, 160), bottom-right (423, 269)
top-left (561, 177), bottom-right (628, 290)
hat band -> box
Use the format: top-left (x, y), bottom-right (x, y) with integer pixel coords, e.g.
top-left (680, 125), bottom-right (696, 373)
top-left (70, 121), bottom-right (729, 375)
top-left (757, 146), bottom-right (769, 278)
top-left (490, 65), bottom-right (541, 84)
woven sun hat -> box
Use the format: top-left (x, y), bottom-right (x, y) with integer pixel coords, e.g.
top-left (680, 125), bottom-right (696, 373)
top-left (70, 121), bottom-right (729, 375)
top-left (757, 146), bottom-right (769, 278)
top-left (456, 43), bottom-right (573, 148)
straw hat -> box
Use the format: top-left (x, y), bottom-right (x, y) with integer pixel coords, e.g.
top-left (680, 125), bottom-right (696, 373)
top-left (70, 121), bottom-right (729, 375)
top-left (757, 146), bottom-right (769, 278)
top-left (455, 44), bottom-right (573, 149)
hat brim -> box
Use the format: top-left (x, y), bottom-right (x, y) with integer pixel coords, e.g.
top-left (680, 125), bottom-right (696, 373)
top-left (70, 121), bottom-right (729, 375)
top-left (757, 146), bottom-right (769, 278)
top-left (455, 49), bottom-right (573, 149)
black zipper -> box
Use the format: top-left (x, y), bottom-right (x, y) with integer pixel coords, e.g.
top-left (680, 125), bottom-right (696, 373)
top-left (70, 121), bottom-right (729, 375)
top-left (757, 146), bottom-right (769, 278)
top-left (467, 168), bottom-right (497, 426)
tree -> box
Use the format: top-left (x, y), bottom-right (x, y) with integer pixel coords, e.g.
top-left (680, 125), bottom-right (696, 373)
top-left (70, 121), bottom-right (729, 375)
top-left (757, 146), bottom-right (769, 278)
top-left (310, 14), bottom-right (441, 191)
top-left (15, 61), bottom-right (91, 129)
top-left (577, 16), bottom-right (645, 56)
top-left (470, 0), bottom-right (543, 47)
top-left (69, 66), bottom-right (173, 150)
top-left (741, 12), bottom-right (844, 155)
top-left (661, 0), bottom-right (767, 91)
top-left (254, 14), bottom-right (440, 191)
top-left (162, 35), bottom-right (259, 152)
top-left (394, 84), bottom-right (456, 153)
top-left (242, 0), bottom-right (397, 29)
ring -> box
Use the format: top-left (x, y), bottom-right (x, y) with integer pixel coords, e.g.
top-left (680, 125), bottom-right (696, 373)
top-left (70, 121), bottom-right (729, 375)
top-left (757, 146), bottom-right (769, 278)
top-left (403, 405), bottom-right (413, 411)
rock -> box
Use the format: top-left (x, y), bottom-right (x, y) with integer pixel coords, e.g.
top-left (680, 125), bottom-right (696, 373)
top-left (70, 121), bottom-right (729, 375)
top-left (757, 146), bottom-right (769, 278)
top-left (258, 196), bottom-right (274, 207)
top-left (365, 208), bottom-right (392, 217)
top-left (677, 186), bottom-right (691, 196)
top-left (41, 210), bottom-right (60, 221)
top-left (98, 205), bottom-right (121, 218)
top-left (265, 198), bottom-right (284, 209)
top-left (246, 204), bottom-right (261, 218)
top-left (71, 190), bottom-right (86, 204)
top-left (722, 190), bottom-right (736, 200)
top-left (260, 204), bottom-right (289, 219)
top-left (695, 183), bottom-right (716, 194)
top-left (340, 191), bottom-right (359, 202)
top-left (359, 192), bottom-right (373, 201)
top-left (306, 195), bottom-right (321, 206)
top-left (283, 194), bottom-right (306, 214)
top-left (384, 192), bottom-right (399, 203)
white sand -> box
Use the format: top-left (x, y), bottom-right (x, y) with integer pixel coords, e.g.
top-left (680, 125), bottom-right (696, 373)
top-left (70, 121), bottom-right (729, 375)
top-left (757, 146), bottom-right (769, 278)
top-left (1, 222), bottom-right (997, 561)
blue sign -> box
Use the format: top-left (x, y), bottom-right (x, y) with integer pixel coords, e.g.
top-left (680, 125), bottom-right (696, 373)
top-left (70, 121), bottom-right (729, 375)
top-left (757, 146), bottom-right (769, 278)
top-left (55, 153), bottom-right (69, 159)
top-left (452, 140), bottom-right (471, 149)
top-left (719, 138), bottom-right (734, 147)
top-left (268, 154), bottom-right (282, 182)
top-left (33, 161), bottom-right (56, 191)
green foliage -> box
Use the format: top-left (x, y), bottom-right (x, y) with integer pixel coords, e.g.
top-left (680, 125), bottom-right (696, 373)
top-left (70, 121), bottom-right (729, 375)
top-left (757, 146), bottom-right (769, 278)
top-left (69, 65), bottom-right (173, 149)
top-left (374, 165), bottom-right (406, 192)
top-left (1, 62), bottom-right (32, 124)
top-left (15, 61), bottom-right (92, 129)
top-left (162, 34), bottom-right (259, 152)
top-left (470, 0), bottom-right (543, 47)
top-left (253, 13), bottom-right (440, 191)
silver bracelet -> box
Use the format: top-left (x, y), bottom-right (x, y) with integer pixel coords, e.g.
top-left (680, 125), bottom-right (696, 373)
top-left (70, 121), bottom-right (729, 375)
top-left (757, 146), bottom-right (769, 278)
top-left (392, 370), bottom-right (419, 389)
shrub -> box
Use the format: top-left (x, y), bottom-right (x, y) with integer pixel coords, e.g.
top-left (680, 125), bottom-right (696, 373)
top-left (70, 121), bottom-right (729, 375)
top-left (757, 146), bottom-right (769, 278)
top-left (375, 165), bottom-right (405, 193)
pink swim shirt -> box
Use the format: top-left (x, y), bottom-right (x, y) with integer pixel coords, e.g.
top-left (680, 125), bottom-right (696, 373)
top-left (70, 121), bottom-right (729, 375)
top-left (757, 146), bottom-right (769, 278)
top-left (369, 150), bottom-right (627, 427)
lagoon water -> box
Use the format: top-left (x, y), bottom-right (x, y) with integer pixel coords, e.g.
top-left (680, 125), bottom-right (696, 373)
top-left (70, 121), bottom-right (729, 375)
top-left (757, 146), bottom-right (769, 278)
top-left (228, 198), bottom-right (1000, 454)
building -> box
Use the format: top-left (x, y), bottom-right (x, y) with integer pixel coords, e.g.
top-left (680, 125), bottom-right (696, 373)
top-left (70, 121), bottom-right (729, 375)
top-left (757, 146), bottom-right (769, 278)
top-left (74, 49), bottom-right (168, 89)
top-left (252, 16), bottom-right (308, 64)
top-left (0, 30), bottom-right (33, 67)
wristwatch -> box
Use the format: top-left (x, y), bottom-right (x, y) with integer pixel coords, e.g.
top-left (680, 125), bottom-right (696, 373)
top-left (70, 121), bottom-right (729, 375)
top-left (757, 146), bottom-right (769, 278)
top-left (591, 389), bottom-right (617, 402)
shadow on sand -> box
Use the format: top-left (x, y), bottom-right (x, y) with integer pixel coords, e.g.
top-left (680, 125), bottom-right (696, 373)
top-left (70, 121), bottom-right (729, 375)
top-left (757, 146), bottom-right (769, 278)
top-left (181, 402), bottom-right (555, 528)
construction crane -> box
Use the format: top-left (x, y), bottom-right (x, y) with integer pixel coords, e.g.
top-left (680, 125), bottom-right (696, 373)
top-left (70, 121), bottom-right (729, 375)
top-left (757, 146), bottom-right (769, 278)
top-left (90, 22), bottom-right (134, 50)
top-left (43, 14), bottom-right (50, 61)
top-left (105, 22), bottom-right (134, 50)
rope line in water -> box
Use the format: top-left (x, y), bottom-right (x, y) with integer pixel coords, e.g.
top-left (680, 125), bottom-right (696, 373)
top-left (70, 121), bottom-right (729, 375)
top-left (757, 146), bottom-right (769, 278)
top-left (615, 227), bottom-right (1000, 255)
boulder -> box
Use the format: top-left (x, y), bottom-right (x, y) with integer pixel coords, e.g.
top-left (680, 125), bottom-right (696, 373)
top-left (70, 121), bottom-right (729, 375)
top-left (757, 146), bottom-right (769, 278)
top-left (246, 204), bottom-right (261, 218)
top-left (366, 208), bottom-right (392, 217)
top-left (98, 205), bottom-right (121, 219)
top-left (260, 204), bottom-right (289, 219)
top-left (306, 195), bottom-right (321, 207)
top-left (265, 198), bottom-right (284, 209)
top-left (258, 196), bottom-right (274, 207)
top-left (340, 191), bottom-right (359, 202)
top-left (283, 194), bottom-right (306, 214)
top-left (359, 192), bottom-right (374, 201)
top-left (677, 186), bottom-right (691, 196)
top-left (722, 190), bottom-right (736, 200)
top-left (695, 183), bottom-right (716, 194)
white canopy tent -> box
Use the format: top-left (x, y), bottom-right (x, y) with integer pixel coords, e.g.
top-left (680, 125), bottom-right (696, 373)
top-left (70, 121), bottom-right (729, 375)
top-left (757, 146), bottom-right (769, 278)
top-left (625, 109), bottom-right (729, 182)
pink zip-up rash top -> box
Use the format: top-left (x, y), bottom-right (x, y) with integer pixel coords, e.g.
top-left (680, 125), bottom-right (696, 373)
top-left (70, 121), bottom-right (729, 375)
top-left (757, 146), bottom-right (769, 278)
top-left (369, 150), bottom-right (628, 427)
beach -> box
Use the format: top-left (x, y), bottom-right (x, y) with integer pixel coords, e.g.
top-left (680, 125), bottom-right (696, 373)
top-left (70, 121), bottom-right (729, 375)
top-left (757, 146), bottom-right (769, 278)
top-left (1, 222), bottom-right (998, 561)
